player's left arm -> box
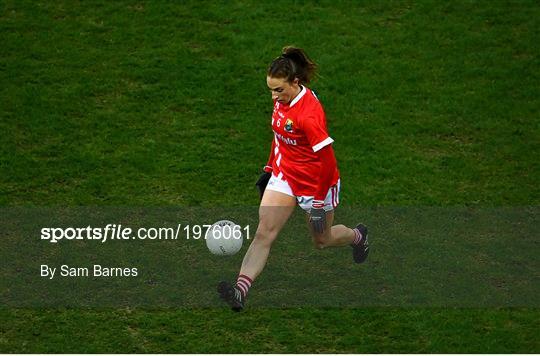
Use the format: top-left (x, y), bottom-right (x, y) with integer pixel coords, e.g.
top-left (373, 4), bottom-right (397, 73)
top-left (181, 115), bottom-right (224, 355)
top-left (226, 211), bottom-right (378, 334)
top-left (301, 107), bottom-right (336, 233)
top-left (313, 145), bottom-right (336, 202)
top-left (309, 144), bottom-right (336, 233)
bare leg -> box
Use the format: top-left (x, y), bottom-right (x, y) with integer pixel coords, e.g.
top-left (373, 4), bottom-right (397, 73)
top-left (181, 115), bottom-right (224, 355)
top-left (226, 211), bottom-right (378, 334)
top-left (239, 189), bottom-right (296, 280)
top-left (307, 211), bottom-right (356, 249)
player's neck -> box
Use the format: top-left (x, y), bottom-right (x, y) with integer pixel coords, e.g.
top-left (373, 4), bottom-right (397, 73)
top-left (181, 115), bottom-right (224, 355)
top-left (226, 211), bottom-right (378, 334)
top-left (289, 85), bottom-right (303, 104)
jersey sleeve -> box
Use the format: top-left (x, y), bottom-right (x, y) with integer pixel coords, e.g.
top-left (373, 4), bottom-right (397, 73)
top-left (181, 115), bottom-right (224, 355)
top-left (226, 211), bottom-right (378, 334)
top-left (264, 138), bottom-right (276, 173)
top-left (313, 144), bottom-right (337, 201)
top-left (301, 107), bottom-right (334, 152)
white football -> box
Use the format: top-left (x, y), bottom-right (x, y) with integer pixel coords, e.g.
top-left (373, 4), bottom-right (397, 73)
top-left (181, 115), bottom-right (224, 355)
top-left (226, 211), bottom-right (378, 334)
top-left (205, 220), bottom-right (243, 256)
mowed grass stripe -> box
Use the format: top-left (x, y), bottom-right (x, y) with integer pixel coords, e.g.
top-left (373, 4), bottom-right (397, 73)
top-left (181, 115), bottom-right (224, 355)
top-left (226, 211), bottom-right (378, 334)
top-left (0, 308), bottom-right (538, 353)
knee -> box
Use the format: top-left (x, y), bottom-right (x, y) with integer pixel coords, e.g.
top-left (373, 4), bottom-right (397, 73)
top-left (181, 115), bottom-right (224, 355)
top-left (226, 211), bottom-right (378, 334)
top-left (311, 228), bottom-right (332, 250)
top-left (253, 225), bottom-right (279, 247)
top-left (313, 238), bottom-right (329, 250)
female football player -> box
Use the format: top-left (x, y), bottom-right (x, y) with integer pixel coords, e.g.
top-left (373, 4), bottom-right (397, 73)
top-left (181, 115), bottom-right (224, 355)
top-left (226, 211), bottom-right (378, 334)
top-left (218, 46), bottom-right (369, 311)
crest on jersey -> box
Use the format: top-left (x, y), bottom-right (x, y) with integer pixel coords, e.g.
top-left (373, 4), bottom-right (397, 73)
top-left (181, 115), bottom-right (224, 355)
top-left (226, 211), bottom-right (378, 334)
top-left (284, 118), bottom-right (294, 133)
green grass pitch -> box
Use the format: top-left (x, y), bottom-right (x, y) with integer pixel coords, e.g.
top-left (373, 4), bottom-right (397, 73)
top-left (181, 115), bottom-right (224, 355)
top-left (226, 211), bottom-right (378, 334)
top-left (1, 0), bottom-right (539, 353)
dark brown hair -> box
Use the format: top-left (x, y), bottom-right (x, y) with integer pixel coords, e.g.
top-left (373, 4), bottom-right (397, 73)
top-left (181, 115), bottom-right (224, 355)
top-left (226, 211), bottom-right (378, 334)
top-left (267, 46), bottom-right (317, 85)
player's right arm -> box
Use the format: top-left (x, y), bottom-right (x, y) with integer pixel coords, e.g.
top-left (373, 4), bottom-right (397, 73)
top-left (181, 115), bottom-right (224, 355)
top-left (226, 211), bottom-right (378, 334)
top-left (264, 137), bottom-right (275, 173)
top-left (255, 138), bottom-right (275, 199)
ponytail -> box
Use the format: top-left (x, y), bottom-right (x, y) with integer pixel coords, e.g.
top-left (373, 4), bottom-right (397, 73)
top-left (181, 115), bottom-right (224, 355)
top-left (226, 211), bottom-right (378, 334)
top-left (267, 46), bottom-right (317, 85)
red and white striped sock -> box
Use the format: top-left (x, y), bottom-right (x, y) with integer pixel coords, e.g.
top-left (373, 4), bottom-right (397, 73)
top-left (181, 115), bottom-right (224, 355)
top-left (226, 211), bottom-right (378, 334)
top-left (352, 227), bottom-right (364, 245)
top-left (236, 274), bottom-right (253, 298)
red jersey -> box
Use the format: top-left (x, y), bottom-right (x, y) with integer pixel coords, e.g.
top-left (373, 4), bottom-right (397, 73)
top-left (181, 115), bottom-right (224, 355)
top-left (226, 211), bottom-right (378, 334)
top-left (266, 86), bottom-right (340, 196)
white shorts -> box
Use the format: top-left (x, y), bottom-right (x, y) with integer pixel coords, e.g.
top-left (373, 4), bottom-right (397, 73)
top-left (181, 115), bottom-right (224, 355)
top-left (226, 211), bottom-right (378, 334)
top-left (266, 174), bottom-right (340, 212)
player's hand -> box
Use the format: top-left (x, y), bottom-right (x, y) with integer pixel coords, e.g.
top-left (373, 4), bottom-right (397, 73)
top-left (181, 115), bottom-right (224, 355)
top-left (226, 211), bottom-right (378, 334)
top-left (309, 201), bottom-right (326, 234)
top-left (255, 172), bottom-right (272, 200)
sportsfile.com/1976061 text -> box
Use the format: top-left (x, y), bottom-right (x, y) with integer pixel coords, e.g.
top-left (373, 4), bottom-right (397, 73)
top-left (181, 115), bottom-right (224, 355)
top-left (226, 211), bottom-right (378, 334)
top-left (40, 224), bottom-right (250, 244)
